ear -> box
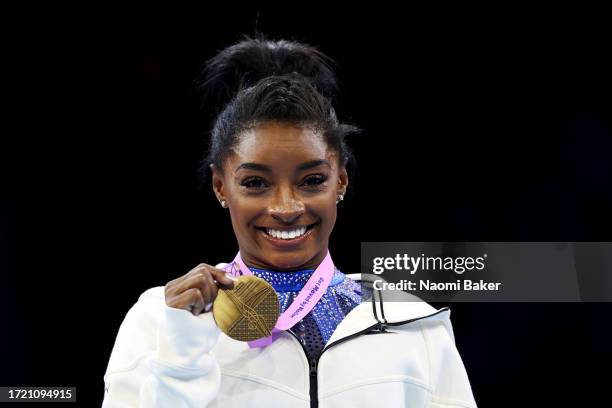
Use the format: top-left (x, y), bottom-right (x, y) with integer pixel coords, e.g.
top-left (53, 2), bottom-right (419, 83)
top-left (211, 164), bottom-right (227, 204)
top-left (338, 165), bottom-right (349, 195)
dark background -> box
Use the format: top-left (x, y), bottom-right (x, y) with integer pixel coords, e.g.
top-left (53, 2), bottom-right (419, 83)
top-left (2, 5), bottom-right (611, 407)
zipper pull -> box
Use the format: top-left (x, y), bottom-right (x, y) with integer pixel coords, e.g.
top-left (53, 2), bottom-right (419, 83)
top-left (376, 320), bottom-right (388, 333)
top-left (310, 356), bottom-right (318, 377)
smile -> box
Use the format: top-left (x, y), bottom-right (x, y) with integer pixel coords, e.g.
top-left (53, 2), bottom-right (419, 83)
top-left (266, 226), bottom-right (307, 240)
top-left (256, 223), bottom-right (318, 243)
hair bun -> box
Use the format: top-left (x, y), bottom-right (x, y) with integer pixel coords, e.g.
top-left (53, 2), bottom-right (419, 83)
top-left (196, 34), bottom-right (339, 108)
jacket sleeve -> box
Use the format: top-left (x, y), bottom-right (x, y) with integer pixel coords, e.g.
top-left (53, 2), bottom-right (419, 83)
top-left (102, 288), bottom-right (222, 407)
top-left (421, 315), bottom-right (478, 408)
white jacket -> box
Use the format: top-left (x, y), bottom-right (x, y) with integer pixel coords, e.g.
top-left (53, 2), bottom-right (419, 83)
top-left (103, 271), bottom-right (477, 407)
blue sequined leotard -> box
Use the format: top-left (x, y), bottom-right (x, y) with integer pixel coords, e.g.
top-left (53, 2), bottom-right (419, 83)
top-left (231, 263), bottom-right (370, 363)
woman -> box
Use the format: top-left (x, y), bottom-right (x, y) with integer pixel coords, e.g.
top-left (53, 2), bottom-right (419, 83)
top-left (103, 36), bottom-right (477, 408)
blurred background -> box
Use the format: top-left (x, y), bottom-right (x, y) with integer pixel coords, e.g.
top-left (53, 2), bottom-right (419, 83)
top-left (2, 4), bottom-right (611, 406)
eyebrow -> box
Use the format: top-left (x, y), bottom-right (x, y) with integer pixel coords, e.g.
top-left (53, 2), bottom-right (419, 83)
top-left (235, 160), bottom-right (330, 173)
top-left (235, 163), bottom-right (271, 173)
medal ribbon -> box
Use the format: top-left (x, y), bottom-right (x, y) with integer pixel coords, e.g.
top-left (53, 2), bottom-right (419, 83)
top-left (224, 250), bottom-right (335, 348)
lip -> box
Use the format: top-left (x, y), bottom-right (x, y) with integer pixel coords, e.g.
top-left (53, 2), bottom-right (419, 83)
top-left (257, 222), bottom-right (318, 248)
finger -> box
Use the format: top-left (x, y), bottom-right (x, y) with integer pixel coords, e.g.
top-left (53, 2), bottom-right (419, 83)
top-left (199, 272), bottom-right (213, 304)
top-left (202, 271), bottom-right (219, 301)
top-left (172, 272), bottom-right (208, 297)
top-left (169, 288), bottom-right (205, 315)
top-left (182, 263), bottom-right (216, 282)
top-left (186, 288), bottom-right (206, 315)
top-left (189, 263), bottom-right (214, 277)
top-left (165, 263), bottom-right (212, 294)
top-left (209, 267), bottom-right (235, 290)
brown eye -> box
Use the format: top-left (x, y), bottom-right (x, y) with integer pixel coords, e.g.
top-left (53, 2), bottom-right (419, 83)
top-left (302, 175), bottom-right (327, 187)
top-left (241, 177), bottom-right (268, 189)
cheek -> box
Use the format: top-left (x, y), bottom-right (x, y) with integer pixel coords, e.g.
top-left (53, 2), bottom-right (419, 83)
top-left (310, 198), bottom-right (337, 224)
top-left (228, 202), bottom-right (257, 231)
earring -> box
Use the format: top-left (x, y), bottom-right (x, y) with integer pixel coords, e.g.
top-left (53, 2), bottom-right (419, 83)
top-left (336, 194), bottom-right (344, 204)
top-left (220, 200), bottom-right (227, 208)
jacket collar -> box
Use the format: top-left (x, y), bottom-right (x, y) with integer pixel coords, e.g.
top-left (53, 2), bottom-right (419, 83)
top-left (326, 273), bottom-right (451, 347)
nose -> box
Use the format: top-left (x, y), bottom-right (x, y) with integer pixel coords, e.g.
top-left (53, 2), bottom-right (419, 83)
top-left (268, 184), bottom-right (305, 224)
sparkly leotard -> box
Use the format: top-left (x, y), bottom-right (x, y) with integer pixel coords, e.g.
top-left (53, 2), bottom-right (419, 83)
top-left (232, 264), bottom-right (371, 363)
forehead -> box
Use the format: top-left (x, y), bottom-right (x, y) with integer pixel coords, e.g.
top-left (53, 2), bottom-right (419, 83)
top-left (231, 122), bottom-right (336, 164)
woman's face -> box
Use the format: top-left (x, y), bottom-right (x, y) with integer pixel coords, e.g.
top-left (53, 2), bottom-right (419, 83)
top-left (212, 122), bottom-right (348, 271)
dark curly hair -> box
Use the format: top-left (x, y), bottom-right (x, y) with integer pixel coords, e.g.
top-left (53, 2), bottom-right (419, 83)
top-left (194, 34), bottom-right (360, 184)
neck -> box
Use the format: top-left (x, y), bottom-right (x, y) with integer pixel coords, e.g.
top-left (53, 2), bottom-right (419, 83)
top-left (239, 248), bottom-right (329, 272)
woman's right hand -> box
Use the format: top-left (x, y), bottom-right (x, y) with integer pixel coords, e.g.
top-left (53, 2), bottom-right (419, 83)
top-left (165, 263), bottom-right (236, 315)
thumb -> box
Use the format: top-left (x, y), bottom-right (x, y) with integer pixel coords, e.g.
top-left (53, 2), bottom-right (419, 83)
top-left (211, 268), bottom-right (235, 290)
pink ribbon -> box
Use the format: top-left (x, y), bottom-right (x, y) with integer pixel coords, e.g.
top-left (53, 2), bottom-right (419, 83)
top-left (223, 250), bottom-right (335, 348)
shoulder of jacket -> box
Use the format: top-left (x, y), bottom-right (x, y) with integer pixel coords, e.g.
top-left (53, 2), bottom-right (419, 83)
top-left (346, 273), bottom-right (442, 315)
top-left (115, 287), bottom-right (167, 331)
top-left (104, 286), bottom-right (166, 377)
top-left (370, 298), bottom-right (444, 324)
top-left (137, 286), bottom-right (166, 302)
top-left (346, 273), bottom-right (454, 339)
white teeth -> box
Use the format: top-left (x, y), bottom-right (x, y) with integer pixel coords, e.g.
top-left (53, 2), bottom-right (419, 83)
top-left (265, 226), bottom-right (308, 240)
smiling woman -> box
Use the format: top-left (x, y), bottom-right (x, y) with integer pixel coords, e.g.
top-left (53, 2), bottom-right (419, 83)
top-left (102, 34), bottom-right (478, 408)
top-left (213, 122), bottom-right (346, 270)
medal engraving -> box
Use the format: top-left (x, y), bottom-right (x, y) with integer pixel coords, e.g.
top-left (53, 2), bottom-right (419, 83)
top-left (213, 275), bottom-right (279, 341)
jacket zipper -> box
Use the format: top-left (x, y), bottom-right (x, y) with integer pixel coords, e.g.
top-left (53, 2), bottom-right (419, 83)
top-left (287, 329), bottom-right (319, 408)
top-left (286, 307), bottom-right (450, 408)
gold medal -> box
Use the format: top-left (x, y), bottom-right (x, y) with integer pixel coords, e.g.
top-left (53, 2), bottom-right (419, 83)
top-left (212, 275), bottom-right (279, 342)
